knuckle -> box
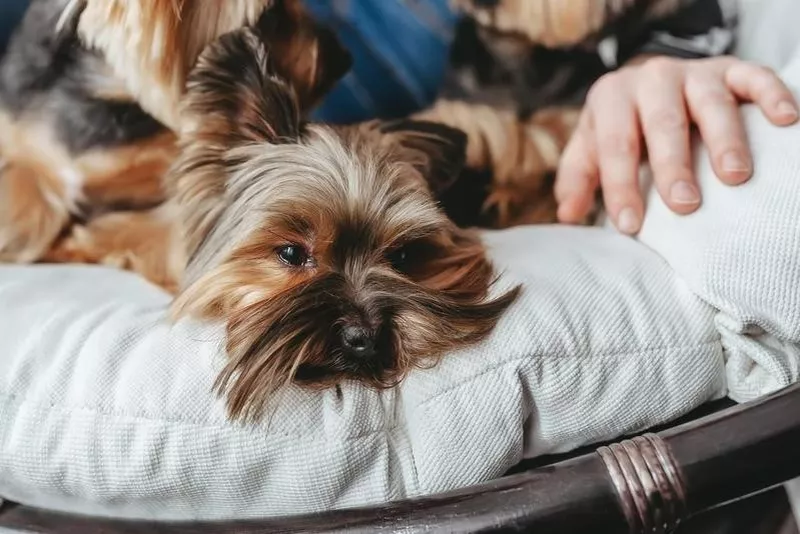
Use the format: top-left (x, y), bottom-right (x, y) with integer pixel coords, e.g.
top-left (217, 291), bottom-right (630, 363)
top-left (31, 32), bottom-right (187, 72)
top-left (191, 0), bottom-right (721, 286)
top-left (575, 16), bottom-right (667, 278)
top-left (755, 64), bottom-right (778, 79)
top-left (601, 185), bottom-right (637, 210)
top-left (600, 132), bottom-right (638, 157)
top-left (561, 140), bottom-right (581, 163)
top-left (691, 87), bottom-right (737, 109)
top-left (642, 56), bottom-right (680, 77)
top-left (643, 108), bottom-right (688, 131)
top-left (648, 153), bottom-right (679, 170)
top-left (748, 66), bottom-right (781, 92)
top-left (588, 72), bottom-right (621, 101)
top-left (699, 54), bottom-right (736, 69)
top-left (562, 127), bottom-right (588, 156)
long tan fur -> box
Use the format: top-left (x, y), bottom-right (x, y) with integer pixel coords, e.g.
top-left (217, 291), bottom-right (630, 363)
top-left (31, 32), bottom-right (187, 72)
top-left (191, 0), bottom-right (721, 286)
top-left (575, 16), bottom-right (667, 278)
top-left (66, 0), bottom-right (273, 130)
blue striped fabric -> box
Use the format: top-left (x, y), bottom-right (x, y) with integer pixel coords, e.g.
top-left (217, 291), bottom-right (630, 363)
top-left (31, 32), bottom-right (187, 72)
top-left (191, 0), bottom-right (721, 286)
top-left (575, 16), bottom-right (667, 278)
top-left (304, 0), bottom-right (459, 124)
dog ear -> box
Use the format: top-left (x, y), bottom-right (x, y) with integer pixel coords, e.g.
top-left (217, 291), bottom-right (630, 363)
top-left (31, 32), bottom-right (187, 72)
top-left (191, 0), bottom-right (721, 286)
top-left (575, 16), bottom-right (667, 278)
top-left (255, 0), bottom-right (352, 112)
top-left (182, 27), bottom-right (302, 147)
top-left (174, 27), bottom-right (304, 262)
top-left (378, 120), bottom-right (468, 195)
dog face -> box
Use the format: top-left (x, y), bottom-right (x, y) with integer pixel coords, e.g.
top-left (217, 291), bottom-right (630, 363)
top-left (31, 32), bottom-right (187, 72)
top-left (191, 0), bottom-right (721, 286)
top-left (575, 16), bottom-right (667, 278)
top-left (0, 0), bottom-right (350, 265)
top-left (442, 6), bottom-right (614, 117)
top-left (169, 29), bottom-right (520, 421)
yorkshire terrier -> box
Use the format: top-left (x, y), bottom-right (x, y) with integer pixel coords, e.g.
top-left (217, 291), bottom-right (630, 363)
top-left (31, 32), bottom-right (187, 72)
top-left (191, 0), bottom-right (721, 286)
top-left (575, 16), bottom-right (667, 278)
top-left (424, 0), bottom-right (701, 229)
top-left (169, 30), bottom-right (520, 420)
top-left (0, 1), bottom-right (520, 421)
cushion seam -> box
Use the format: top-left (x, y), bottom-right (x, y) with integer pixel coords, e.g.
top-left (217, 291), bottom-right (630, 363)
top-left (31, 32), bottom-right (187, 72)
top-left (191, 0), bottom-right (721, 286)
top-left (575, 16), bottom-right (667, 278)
top-left (416, 338), bottom-right (721, 408)
top-left (0, 339), bottom-right (721, 439)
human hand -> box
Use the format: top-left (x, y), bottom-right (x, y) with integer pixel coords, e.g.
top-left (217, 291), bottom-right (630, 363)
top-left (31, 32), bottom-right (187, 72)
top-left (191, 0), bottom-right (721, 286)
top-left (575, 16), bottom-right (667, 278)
top-left (554, 55), bottom-right (798, 234)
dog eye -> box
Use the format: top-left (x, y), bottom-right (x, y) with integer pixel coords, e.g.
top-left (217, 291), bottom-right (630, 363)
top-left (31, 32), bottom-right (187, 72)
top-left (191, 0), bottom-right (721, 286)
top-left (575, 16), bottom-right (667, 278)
top-left (386, 246), bottom-right (409, 272)
top-left (277, 245), bottom-right (310, 267)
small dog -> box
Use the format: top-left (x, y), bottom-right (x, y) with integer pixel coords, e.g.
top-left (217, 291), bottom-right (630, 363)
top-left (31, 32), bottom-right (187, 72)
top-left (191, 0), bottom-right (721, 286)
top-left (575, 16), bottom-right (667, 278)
top-left (0, 2), bottom-right (520, 421)
top-left (164, 30), bottom-right (521, 420)
top-left (422, 0), bottom-right (699, 228)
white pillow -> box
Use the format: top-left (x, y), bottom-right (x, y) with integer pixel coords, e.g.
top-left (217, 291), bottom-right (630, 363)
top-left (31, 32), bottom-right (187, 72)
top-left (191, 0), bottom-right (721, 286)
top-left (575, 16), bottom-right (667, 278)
top-left (636, 0), bottom-right (800, 401)
top-left (0, 225), bottom-right (724, 520)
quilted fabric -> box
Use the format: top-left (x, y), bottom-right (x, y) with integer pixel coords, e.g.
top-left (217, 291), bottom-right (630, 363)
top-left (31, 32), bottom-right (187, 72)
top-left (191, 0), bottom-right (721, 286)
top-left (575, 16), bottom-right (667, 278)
top-left (0, 226), bottom-right (724, 520)
top-left (636, 0), bottom-right (800, 402)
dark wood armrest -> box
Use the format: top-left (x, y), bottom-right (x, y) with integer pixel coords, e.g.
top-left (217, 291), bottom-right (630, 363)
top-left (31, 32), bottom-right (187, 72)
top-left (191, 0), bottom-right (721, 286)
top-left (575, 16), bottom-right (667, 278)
top-left (2, 383), bottom-right (800, 533)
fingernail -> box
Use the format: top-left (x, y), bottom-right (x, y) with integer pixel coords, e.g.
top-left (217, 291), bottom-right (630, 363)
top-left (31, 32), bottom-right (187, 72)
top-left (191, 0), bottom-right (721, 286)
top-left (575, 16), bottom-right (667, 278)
top-left (616, 207), bottom-right (640, 235)
top-left (777, 100), bottom-right (798, 120)
top-left (721, 151), bottom-right (750, 173)
top-left (670, 181), bottom-right (700, 205)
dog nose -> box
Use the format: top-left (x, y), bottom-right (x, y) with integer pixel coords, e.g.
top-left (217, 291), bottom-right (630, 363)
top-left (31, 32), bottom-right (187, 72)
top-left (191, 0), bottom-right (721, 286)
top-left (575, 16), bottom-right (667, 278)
top-left (473, 0), bottom-right (500, 7)
top-left (341, 326), bottom-right (376, 357)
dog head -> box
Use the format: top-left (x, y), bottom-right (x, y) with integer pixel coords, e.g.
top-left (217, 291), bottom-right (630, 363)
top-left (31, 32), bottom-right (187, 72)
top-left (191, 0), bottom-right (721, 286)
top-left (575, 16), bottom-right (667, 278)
top-left (64, 0), bottom-right (351, 130)
top-left (169, 28), bottom-right (520, 421)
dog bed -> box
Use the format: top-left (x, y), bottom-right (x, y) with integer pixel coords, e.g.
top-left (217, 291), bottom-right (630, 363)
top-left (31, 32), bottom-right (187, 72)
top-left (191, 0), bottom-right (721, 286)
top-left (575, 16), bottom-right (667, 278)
top-left (2, 0), bottom-right (800, 523)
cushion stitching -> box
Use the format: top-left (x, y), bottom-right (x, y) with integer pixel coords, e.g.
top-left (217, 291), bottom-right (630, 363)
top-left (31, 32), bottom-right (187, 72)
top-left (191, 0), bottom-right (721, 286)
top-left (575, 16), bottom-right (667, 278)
top-left (0, 339), bottom-right (722, 440)
top-left (415, 338), bottom-right (721, 408)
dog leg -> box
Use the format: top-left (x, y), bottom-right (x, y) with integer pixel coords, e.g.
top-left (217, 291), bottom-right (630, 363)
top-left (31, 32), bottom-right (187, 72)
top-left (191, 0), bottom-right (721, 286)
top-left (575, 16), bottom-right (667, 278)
top-left (75, 132), bottom-right (178, 211)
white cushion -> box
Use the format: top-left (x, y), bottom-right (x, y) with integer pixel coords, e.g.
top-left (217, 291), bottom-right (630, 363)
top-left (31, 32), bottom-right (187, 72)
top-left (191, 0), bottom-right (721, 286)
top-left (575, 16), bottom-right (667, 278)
top-left (0, 225), bottom-right (725, 520)
top-left (727, 0), bottom-right (800, 520)
top-left (635, 0), bottom-right (800, 402)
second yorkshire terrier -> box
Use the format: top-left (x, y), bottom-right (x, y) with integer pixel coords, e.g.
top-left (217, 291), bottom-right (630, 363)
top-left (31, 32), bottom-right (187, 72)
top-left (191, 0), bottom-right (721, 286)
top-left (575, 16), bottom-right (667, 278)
top-left (421, 0), bottom-right (712, 229)
top-left (1, 2), bottom-right (521, 420)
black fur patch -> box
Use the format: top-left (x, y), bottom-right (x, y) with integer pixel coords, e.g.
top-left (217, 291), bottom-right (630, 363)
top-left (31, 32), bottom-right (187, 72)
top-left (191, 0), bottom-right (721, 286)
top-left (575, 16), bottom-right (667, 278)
top-left (379, 119), bottom-right (468, 195)
top-left (442, 18), bottom-right (607, 116)
top-left (186, 27), bottom-right (302, 145)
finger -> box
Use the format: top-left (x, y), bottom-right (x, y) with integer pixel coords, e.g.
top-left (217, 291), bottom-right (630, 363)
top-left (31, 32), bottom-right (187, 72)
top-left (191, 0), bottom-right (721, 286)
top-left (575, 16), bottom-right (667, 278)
top-left (555, 111), bottom-right (599, 223)
top-left (590, 77), bottom-right (644, 235)
top-left (637, 58), bottom-right (699, 214)
top-left (725, 61), bottom-right (799, 126)
top-left (685, 71), bottom-right (752, 185)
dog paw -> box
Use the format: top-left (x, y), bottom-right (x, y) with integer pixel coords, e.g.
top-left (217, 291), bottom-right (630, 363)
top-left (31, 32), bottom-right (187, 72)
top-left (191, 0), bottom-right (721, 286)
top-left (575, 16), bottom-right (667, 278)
top-left (45, 209), bottom-right (180, 293)
top-left (0, 208), bottom-right (69, 264)
top-left (482, 176), bottom-right (562, 228)
top-left (0, 163), bottom-right (71, 263)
